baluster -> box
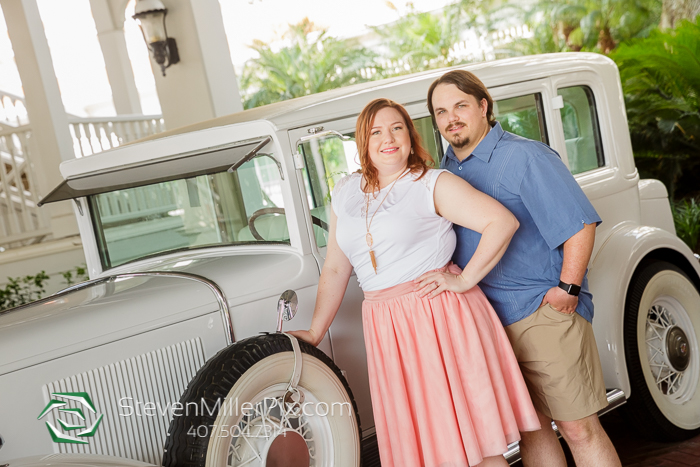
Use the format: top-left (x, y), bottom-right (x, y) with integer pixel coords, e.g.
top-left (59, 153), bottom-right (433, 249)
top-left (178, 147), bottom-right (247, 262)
top-left (132, 120), bottom-right (143, 140)
top-left (89, 123), bottom-right (101, 154)
top-left (7, 133), bottom-right (34, 232)
top-left (79, 123), bottom-right (93, 157)
top-left (15, 100), bottom-right (27, 126)
top-left (113, 121), bottom-right (124, 146)
top-left (96, 123), bottom-right (106, 151)
top-left (108, 192), bottom-right (119, 216)
top-left (135, 186), bottom-right (147, 212)
top-left (107, 122), bottom-right (119, 148)
top-left (0, 96), bottom-right (7, 123)
top-left (0, 136), bottom-right (23, 236)
top-left (17, 130), bottom-right (47, 229)
top-left (68, 124), bottom-right (83, 158)
top-left (0, 135), bottom-right (10, 238)
top-left (123, 120), bottom-right (135, 143)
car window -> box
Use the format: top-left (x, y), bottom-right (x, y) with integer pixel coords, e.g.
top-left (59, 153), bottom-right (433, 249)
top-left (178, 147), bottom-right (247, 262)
top-left (414, 116), bottom-right (443, 166)
top-left (558, 86), bottom-right (605, 174)
top-left (494, 93), bottom-right (549, 144)
top-left (298, 134), bottom-right (359, 250)
top-left (298, 116), bottom-right (441, 252)
top-left (89, 156), bottom-right (289, 269)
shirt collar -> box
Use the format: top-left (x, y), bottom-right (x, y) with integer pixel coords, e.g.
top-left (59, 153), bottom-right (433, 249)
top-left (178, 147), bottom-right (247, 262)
top-left (444, 121), bottom-right (504, 164)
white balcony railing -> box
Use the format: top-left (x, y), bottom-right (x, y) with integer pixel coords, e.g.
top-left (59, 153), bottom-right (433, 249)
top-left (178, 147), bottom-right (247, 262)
top-left (0, 111), bottom-right (165, 250)
top-left (0, 125), bottom-right (51, 249)
top-left (68, 114), bottom-right (165, 157)
top-left (0, 90), bottom-right (29, 130)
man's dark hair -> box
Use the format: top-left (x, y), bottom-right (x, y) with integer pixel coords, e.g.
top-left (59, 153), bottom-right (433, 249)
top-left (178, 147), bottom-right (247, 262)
top-left (427, 70), bottom-right (495, 123)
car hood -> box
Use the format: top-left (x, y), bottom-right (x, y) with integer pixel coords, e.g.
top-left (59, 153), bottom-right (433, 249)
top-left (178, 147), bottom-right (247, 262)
top-left (0, 249), bottom-right (318, 375)
top-left (0, 272), bottom-right (220, 375)
top-left (103, 248), bottom-right (320, 310)
top-left (5, 454), bottom-right (155, 467)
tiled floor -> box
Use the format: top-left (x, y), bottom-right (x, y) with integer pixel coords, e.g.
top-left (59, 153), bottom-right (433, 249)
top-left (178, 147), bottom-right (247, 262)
top-left (601, 410), bottom-right (700, 466)
top-left (511, 409), bottom-right (700, 466)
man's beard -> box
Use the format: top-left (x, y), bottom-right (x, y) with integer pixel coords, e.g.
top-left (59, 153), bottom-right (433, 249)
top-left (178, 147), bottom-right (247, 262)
top-left (445, 122), bottom-right (470, 149)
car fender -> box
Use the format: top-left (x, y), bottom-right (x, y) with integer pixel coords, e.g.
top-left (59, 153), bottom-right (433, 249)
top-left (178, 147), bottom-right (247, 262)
top-left (589, 221), bottom-right (700, 397)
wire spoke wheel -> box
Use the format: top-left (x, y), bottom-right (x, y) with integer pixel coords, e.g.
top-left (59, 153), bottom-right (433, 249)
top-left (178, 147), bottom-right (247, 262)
top-left (624, 261), bottom-right (700, 440)
top-left (644, 300), bottom-right (697, 403)
top-left (163, 334), bottom-right (361, 467)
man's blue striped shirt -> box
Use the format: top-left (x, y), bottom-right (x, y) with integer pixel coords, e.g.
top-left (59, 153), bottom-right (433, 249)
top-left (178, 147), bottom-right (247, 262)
top-left (441, 122), bottom-right (601, 326)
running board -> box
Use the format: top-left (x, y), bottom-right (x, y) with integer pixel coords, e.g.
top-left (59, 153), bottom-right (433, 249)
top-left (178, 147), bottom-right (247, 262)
top-left (504, 388), bottom-right (626, 464)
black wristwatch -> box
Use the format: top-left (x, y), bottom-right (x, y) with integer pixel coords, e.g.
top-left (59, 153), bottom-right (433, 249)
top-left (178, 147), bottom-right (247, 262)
top-left (558, 281), bottom-right (581, 296)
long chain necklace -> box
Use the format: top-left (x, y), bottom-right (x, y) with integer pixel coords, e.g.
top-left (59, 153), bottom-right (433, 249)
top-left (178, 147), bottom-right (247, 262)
top-left (364, 169), bottom-right (409, 274)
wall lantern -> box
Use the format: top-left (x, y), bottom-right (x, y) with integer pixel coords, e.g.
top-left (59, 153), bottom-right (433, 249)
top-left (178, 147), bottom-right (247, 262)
top-left (133, 0), bottom-right (180, 76)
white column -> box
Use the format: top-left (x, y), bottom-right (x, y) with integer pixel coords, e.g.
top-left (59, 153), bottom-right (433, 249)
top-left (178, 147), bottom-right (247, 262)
top-left (0, 0), bottom-right (79, 239)
top-left (142, 0), bottom-right (243, 129)
top-left (90, 0), bottom-right (142, 115)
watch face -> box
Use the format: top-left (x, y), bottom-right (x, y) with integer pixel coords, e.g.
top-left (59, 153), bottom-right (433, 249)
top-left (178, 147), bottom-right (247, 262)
top-left (559, 281), bottom-right (580, 296)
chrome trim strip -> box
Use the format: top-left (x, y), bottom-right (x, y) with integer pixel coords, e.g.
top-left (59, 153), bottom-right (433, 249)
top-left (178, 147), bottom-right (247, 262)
top-left (0, 272), bottom-right (234, 345)
top-left (504, 388), bottom-right (626, 464)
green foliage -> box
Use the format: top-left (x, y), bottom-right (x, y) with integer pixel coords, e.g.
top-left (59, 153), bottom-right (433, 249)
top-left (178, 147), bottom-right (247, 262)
top-left (499, 108), bottom-right (543, 142)
top-left (612, 17), bottom-right (700, 198)
top-left (370, 4), bottom-right (466, 74)
top-left (672, 197), bottom-right (700, 252)
top-left (240, 18), bottom-right (378, 109)
top-left (501, 0), bottom-right (661, 56)
top-left (0, 271), bottom-right (49, 311)
top-left (61, 265), bottom-right (89, 286)
top-left (0, 264), bottom-right (89, 312)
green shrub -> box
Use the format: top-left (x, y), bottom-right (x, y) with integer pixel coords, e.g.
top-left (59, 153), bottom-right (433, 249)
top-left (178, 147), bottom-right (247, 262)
top-left (61, 265), bottom-right (89, 286)
top-left (0, 271), bottom-right (49, 311)
top-left (673, 197), bottom-right (700, 253)
top-left (0, 265), bottom-right (89, 312)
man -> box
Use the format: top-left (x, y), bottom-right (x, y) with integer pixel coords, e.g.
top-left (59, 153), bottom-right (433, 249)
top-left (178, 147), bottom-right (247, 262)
top-left (428, 70), bottom-right (621, 467)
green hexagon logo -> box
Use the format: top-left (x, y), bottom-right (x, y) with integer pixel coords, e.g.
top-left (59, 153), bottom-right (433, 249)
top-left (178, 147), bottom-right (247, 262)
top-left (37, 392), bottom-right (103, 444)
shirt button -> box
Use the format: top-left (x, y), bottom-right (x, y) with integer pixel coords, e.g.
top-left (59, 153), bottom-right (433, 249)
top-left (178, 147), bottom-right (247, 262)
top-left (459, 166), bottom-right (463, 170)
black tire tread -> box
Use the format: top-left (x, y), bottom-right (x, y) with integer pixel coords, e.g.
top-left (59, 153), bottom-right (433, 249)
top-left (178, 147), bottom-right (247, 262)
top-left (162, 333), bottom-right (361, 467)
top-left (622, 260), bottom-right (700, 442)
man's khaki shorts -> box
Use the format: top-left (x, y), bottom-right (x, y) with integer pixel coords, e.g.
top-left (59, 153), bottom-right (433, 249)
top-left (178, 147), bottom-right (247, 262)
top-left (505, 303), bottom-right (609, 422)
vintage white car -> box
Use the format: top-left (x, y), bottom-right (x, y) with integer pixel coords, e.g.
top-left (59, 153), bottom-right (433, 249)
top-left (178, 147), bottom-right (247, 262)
top-left (1, 52), bottom-right (699, 467)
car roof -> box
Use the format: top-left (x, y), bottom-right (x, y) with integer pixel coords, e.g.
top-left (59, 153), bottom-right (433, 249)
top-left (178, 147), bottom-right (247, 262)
top-left (131, 52), bottom-right (614, 141)
top-left (55, 52), bottom-right (615, 183)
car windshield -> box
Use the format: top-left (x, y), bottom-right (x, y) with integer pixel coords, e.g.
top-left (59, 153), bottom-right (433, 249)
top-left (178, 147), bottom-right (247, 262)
top-left (89, 155), bottom-right (289, 269)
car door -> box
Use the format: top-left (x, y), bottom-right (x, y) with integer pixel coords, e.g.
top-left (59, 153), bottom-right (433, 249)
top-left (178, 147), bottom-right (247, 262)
top-left (287, 107), bottom-right (442, 437)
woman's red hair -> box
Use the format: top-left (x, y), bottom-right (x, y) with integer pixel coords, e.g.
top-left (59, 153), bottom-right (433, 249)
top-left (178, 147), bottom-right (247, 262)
top-left (355, 98), bottom-right (433, 194)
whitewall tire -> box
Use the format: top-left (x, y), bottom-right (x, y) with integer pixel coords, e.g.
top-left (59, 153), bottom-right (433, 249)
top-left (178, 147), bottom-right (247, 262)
top-left (162, 334), bottom-right (361, 467)
top-left (624, 260), bottom-right (700, 440)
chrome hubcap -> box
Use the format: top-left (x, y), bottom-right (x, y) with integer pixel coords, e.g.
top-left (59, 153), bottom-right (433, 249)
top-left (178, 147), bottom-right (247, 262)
top-left (666, 326), bottom-right (690, 371)
top-left (645, 297), bottom-right (698, 404)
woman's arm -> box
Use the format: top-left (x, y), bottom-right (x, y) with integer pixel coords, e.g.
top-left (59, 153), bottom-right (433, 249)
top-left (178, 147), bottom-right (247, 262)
top-left (414, 172), bottom-right (519, 298)
top-left (288, 208), bottom-right (354, 346)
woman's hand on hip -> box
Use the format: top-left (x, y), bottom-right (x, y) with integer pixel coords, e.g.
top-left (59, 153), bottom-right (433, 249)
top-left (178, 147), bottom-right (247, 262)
top-left (413, 271), bottom-right (475, 299)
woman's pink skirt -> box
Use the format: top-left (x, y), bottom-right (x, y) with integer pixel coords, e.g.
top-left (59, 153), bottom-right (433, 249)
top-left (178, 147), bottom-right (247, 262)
top-left (362, 270), bottom-right (540, 467)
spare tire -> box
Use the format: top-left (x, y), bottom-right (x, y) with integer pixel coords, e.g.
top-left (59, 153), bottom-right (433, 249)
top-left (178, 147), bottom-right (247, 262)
top-left (162, 333), bottom-right (361, 467)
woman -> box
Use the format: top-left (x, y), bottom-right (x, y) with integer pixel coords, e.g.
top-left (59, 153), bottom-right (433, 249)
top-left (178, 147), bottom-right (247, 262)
top-left (289, 98), bottom-right (539, 466)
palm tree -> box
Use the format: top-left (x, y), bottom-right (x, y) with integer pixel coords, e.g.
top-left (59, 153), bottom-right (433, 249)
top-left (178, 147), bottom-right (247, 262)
top-left (661, 0), bottom-right (700, 29)
top-left (500, 0), bottom-right (661, 55)
top-left (240, 19), bottom-right (378, 109)
top-left (370, 4), bottom-right (465, 75)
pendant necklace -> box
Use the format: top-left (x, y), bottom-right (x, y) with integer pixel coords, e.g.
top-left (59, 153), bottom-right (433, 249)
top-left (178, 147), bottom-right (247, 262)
top-left (364, 169), bottom-right (409, 274)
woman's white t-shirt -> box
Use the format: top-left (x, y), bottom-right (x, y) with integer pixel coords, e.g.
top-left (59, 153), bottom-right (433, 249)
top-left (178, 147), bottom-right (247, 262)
top-left (331, 168), bottom-right (456, 292)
